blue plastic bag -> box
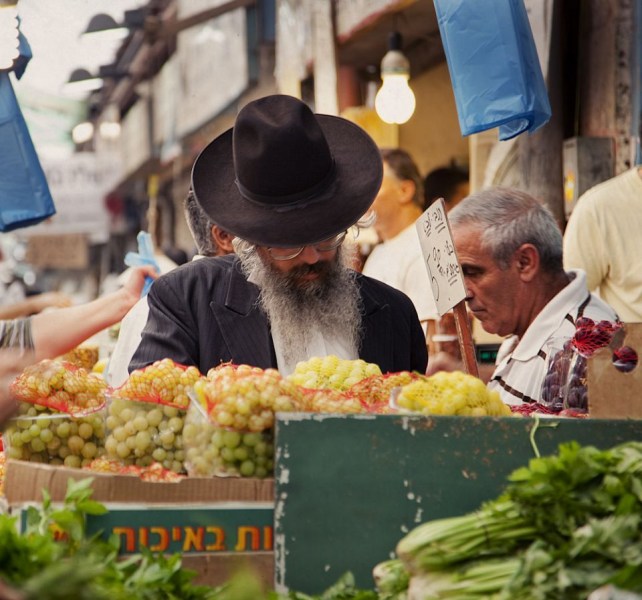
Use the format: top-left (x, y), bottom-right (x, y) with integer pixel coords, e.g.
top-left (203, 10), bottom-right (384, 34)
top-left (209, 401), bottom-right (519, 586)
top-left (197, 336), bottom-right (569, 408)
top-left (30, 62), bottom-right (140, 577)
top-left (433, 0), bottom-right (552, 140)
top-left (0, 26), bottom-right (56, 232)
top-left (124, 231), bottom-right (161, 297)
top-left (0, 72), bottom-right (56, 231)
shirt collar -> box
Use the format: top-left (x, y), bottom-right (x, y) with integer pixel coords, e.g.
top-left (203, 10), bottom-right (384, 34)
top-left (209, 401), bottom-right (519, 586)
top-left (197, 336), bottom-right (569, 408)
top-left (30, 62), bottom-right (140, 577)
top-left (510, 269), bottom-right (586, 361)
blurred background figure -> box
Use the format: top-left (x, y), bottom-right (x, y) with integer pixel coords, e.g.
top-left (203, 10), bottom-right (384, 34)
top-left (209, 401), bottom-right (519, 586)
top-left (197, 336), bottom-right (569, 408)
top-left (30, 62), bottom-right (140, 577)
top-left (423, 165), bottom-right (470, 212)
top-left (0, 245), bottom-right (72, 319)
top-left (563, 165), bottom-right (642, 323)
top-left (362, 148), bottom-right (439, 333)
top-left (106, 190), bottom-right (234, 387)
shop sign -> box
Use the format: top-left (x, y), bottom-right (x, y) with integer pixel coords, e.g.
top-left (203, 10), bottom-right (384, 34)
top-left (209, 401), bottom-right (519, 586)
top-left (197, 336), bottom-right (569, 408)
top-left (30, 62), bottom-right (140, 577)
top-left (18, 152), bottom-right (121, 244)
top-left (415, 199), bottom-right (466, 316)
top-left (19, 503), bottom-right (274, 555)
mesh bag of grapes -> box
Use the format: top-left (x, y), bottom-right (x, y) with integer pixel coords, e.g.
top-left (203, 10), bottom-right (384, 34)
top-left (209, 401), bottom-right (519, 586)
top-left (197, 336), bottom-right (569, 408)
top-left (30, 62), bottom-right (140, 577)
top-left (85, 457), bottom-right (183, 482)
top-left (4, 401), bottom-right (106, 468)
top-left (540, 319), bottom-right (622, 413)
top-left (285, 355), bottom-right (385, 413)
top-left (286, 355), bottom-right (382, 391)
top-left (297, 387), bottom-right (364, 413)
top-left (394, 371), bottom-right (512, 417)
top-left (10, 358), bottom-right (108, 415)
top-left (6, 359), bottom-right (108, 467)
top-left (104, 359), bottom-right (203, 474)
top-left (349, 371), bottom-right (423, 413)
top-left (183, 363), bottom-right (303, 478)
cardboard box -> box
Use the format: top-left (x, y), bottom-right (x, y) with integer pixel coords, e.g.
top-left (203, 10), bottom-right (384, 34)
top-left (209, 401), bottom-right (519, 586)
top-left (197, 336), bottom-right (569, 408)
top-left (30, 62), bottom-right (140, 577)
top-left (4, 460), bottom-right (275, 587)
top-left (589, 323), bottom-right (642, 419)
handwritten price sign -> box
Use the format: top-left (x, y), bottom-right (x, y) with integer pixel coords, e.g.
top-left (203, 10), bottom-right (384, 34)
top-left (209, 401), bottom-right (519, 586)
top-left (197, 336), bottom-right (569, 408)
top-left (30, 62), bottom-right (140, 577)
top-left (415, 199), bottom-right (466, 317)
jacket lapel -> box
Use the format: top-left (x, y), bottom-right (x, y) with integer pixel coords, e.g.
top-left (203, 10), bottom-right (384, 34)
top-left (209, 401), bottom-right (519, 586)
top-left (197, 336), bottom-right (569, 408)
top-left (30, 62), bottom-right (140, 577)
top-left (357, 277), bottom-right (395, 371)
top-left (210, 262), bottom-right (275, 369)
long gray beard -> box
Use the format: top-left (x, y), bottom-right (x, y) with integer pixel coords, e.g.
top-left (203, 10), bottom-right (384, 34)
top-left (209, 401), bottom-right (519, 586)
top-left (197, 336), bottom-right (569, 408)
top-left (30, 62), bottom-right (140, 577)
top-left (238, 245), bottom-right (363, 367)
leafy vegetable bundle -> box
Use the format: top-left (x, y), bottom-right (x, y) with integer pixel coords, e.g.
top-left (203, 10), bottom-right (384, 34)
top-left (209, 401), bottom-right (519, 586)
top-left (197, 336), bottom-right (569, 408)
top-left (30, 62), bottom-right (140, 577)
top-left (0, 478), bottom-right (218, 600)
top-left (386, 441), bottom-right (642, 599)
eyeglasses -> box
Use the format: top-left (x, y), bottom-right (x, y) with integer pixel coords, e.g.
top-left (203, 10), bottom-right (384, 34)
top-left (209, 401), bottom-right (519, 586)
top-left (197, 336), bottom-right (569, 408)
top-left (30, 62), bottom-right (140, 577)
top-left (267, 230), bottom-right (348, 261)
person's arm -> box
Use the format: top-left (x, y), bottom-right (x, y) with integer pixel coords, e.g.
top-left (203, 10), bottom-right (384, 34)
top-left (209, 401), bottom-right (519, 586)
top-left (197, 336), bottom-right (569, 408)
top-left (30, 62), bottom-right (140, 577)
top-left (30, 266), bottom-right (157, 362)
top-left (0, 291), bottom-right (72, 320)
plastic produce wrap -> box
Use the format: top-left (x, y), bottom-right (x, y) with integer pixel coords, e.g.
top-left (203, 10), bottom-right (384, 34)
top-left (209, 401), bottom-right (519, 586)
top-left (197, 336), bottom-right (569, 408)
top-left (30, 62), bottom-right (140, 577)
top-left (541, 319), bottom-right (623, 413)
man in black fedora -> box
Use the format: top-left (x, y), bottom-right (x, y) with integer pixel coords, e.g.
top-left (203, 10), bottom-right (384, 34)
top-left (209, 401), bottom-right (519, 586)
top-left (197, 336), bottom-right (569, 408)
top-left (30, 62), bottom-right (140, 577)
top-left (129, 95), bottom-right (428, 376)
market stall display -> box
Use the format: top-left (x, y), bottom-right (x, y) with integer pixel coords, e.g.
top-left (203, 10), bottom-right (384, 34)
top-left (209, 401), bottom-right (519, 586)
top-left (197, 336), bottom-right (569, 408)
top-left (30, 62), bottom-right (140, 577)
top-left (1, 322), bottom-right (641, 594)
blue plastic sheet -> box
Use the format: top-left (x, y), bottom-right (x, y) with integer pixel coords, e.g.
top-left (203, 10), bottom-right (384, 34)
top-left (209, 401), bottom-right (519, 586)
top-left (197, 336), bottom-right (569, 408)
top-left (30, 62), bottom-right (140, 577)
top-left (124, 231), bottom-right (161, 297)
top-left (0, 27), bottom-right (56, 232)
top-left (433, 0), bottom-right (552, 140)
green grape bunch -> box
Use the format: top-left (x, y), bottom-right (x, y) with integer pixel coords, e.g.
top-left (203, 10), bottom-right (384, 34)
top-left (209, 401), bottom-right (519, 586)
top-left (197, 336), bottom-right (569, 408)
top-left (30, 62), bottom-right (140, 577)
top-left (103, 397), bottom-right (187, 474)
top-left (286, 355), bottom-right (382, 391)
top-left (183, 403), bottom-right (274, 478)
top-left (4, 401), bottom-right (106, 468)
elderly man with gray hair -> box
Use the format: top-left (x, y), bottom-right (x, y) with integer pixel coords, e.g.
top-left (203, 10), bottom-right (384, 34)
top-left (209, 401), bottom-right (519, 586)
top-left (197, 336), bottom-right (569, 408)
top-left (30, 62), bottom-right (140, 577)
top-left (428, 187), bottom-right (618, 406)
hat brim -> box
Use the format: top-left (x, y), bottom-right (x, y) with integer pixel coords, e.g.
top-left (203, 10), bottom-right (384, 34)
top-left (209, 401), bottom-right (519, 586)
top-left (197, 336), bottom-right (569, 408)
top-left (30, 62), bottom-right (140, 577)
top-left (191, 114), bottom-right (382, 247)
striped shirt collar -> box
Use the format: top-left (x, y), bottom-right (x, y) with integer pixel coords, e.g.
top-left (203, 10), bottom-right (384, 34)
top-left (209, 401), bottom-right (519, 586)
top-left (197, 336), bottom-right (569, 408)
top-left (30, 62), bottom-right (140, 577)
top-left (504, 270), bottom-right (587, 363)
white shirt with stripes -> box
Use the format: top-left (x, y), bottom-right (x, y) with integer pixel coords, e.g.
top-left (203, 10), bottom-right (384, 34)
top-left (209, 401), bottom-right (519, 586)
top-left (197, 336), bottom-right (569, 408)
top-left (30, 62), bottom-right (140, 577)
top-left (488, 270), bottom-right (618, 405)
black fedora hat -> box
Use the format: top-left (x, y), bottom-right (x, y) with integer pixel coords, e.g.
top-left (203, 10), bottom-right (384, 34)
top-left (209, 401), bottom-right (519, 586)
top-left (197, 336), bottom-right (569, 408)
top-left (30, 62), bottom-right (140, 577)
top-left (191, 95), bottom-right (382, 247)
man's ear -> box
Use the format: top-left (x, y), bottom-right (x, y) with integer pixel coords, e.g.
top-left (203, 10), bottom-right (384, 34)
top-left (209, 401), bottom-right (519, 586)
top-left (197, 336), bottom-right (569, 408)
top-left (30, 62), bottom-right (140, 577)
top-left (514, 243), bottom-right (539, 281)
top-left (212, 226), bottom-right (235, 255)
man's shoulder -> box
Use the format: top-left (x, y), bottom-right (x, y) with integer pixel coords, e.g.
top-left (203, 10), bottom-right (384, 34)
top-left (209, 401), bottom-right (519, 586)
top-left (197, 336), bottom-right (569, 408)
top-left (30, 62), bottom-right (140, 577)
top-left (159, 254), bottom-right (239, 283)
top-left (357, 271), bottom-right (416, 307)
top-left (578, 167), bottom-right (640, 207)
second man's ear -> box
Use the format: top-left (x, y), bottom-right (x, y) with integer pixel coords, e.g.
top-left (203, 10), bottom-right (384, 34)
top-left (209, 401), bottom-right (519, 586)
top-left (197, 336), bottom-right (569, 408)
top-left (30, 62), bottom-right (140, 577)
top-left (514, 243), bottom-right (539, 280)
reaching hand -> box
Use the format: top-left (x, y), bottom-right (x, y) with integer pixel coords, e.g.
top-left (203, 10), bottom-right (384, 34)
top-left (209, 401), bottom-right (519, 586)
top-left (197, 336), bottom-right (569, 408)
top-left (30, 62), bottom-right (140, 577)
top-left (425, 351), bottom-right (463, 376)
top-left (120, 265), bottom-right (159, 307)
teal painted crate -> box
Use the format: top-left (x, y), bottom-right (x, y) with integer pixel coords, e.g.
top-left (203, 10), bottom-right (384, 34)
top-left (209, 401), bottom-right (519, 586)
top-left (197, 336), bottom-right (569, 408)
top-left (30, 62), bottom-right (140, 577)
top-left (274, 413), bottom-right (642, 593)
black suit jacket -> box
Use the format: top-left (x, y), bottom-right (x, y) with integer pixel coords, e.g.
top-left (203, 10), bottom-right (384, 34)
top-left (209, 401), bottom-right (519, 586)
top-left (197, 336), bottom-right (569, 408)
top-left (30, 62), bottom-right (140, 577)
top-left (130, 255), bottom-right (428, 374)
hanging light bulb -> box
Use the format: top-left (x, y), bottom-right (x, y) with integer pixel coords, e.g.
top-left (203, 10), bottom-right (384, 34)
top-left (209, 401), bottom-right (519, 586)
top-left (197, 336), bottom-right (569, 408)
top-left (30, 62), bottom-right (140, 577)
top-left (375, 31), bottom-right (416, 125)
